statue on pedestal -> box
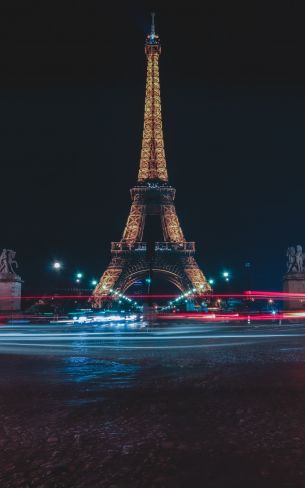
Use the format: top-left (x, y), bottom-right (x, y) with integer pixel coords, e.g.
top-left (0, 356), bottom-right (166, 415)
top-left (286, 245), bottom-right (305, 273)
top-left (0, 249), bottom-right (19, 275)
top-left (284, 245), bottom-right (305, 310)
top-left (0, 249), bottom-right (22, 311)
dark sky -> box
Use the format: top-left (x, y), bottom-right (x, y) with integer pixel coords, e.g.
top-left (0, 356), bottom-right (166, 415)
top-left (1, 1), bottom-right (305, 291)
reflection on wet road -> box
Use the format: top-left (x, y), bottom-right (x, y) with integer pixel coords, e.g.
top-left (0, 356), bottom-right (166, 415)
top-left (0, 321), bottom-right (305, 355)
top-left (1, 320), bottom-right (305, 392)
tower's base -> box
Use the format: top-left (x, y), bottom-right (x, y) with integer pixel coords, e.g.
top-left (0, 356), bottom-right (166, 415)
top-left (283, 273), bottom-right (305, 310)
top-left (93, 247), bottom-right (210, 308)
top-left (0, 273), bottom-right (22, 312)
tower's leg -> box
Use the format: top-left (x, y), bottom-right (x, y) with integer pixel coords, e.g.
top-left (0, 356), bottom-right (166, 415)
top-left (161, 205), bottom-right (184, 242)
top-left (93, 203), bottom-right (146, 307)
top-left (122, 204), bottom-right (145, 243)
top-left (182, 256), bottom-right (211, 292)
top-left (92, 257), bottom-right (125, 308)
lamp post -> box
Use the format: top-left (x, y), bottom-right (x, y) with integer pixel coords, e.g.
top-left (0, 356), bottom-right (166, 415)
top-left (51, 261), bottom-right (63, 294)
top-left (245, 262), bottom-right (252, 291)
top-left (223, 271), bottom-right (230, 281)
top-left (145, 276), bottom-right (152, 292)
top-left (222, 271), bottom-right (231, 306)
top-left (145, 273), bottom-right (152, 309)
top-left (73, 272), bottom-right (84, 297)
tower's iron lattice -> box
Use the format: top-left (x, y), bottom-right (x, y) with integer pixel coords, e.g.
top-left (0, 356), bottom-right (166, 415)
top-left (93, 15), bottom-right (211, 307)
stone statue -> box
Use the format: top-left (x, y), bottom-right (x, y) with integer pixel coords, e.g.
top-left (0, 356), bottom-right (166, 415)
top-left (284, 245), bottom-right (305, 310)
top-left (287, 246), bottom-right (296, 273)
top-left (286, 245), bottom-right (304, 273)
top-left (296, 245), bottom-right (304, 272)
top-left (0, 249), bottom-right (19, 275)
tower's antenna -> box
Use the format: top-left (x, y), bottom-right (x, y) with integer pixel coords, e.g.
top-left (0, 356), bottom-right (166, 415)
top-left (151, 12), bottom-right (156, 36)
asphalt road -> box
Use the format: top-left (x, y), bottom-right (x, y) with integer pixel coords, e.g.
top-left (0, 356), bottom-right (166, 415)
top-left (0, 319), bottom-right (305, 357)
top-left (1, 320), bottom-right (305, 487)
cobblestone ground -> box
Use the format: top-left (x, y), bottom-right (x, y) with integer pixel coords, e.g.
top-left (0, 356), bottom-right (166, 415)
top-left (1, 342), bottom-right (305, 487)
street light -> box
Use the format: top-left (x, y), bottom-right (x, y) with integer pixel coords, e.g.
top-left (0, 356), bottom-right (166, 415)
top-left (76, 272), bottom-right (83, 279)
top-left (223, 271), bottom-right (229, 278)
top-left (91, 279), bottom-right (98, 286)
top-left (208, 278), bottom-right (215, 285)
top-left (52, 260), bottom-right (63, 295)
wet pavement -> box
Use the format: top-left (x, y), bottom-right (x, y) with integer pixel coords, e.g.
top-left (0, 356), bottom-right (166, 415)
top-left (1, 320), bottom-right (305, 487)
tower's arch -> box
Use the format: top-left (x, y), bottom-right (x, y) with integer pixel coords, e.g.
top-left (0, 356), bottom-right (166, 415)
top-left (121, 269), bottom-right (185, 295)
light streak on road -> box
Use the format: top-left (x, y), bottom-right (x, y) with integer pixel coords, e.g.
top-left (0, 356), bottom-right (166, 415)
top-left (1, 322), bottom-right (305, 355)
top-left (0, 333), bottom-right (303, 340)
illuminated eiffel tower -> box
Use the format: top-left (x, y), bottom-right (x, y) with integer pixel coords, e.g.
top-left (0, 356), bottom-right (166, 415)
top-left (93, 14), bottom-right (211, 307)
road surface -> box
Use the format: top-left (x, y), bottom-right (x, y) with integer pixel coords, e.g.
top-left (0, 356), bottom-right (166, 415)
top-left (1, 320), bottom-right (305, 487)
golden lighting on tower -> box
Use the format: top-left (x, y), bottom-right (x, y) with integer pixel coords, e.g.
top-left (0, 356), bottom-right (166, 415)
top-left (137, 16), bottom-right (168, 182)
top-left (92, 14), bottom-right (211, 308)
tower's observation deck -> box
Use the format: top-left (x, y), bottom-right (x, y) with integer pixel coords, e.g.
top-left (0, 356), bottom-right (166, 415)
top-left (111, 242), bottom-right (196, 253)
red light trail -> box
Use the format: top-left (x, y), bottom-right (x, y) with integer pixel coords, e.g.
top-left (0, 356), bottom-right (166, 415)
top-left (0, 291), bottom-right (305, 300)
top-left (156, 311), bottom-right (305, 321)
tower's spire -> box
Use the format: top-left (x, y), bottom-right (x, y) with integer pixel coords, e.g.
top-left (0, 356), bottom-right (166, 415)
top-left (137, 14), bottom-right (168, 182)
top-left (150, 12), bottom-right (155, 36)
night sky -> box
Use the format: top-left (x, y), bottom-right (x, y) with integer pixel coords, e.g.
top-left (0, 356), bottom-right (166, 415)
top-left (1, 2), bottom-right (305, 291)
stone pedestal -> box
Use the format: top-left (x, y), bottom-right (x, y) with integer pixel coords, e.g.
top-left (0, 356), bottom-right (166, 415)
top-left (0, 273), bottom-right (22, 312)
top-left (283, 273), bottom-right (305, 310)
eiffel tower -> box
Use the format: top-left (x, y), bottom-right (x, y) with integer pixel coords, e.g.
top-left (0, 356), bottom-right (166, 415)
top-left (93, 14), bottom-right (211, 307)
